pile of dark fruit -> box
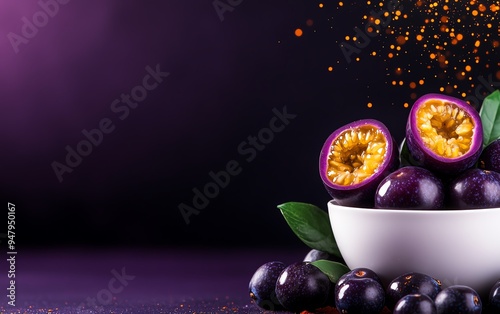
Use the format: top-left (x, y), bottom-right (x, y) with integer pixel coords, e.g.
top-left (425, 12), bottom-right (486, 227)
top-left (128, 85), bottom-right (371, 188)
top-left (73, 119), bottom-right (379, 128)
top-left (250, 251), bottom-right (500, 313)
top-left (320, 92), bottom-right (500, 209)
top-left (248, 91), bottom-right (500, 313)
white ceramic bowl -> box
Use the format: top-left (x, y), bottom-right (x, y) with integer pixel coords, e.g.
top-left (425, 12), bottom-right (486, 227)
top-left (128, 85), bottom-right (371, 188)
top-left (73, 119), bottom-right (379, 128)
top-left (328, 201), bottom-right (500, 296)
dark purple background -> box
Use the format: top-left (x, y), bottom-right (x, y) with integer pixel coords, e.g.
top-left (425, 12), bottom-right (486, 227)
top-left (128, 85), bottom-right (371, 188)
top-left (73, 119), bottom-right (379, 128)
top-left (0, 0), bottom-right (410, 249)
top-left (4, 2), bottom-right (498, 312)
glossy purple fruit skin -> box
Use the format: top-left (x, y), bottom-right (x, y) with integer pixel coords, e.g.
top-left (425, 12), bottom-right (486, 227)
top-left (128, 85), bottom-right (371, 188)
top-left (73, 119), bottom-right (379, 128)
top-left (386, 272), bottom-right (442, 310)
top-left (393, 294), bottom-right (437, 314)
top-left (335, 277), bottom-right (385, 314)
top-left (448, 168), bottom-right (500, 209)
top-left (275, 262), bottom-right (331, 312)
top-left (434, 285), bottom-right (482, 314)
top-left (479, 139), bottom-right (500, 173)
top-left (303, 249), bottom-right (345, 264)
top-left (488, 280), bottom-right (500, 310)
top-left (375, 166), bottom-right (445, 209)
top-left (248, 261), bottom-right (286, 310)
top-left (302, 249), bottom-right (341, 307)
top-left (336, 267), bottom-right (383, 287)
top-left (319, 119), bottom-right (399, 207)
top-left (406, 93), bottom-right (483, 175)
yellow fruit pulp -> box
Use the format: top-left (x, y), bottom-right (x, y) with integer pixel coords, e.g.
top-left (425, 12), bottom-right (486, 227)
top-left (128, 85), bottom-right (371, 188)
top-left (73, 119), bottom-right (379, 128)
top-left (327, 126), bottom-right (387, 186)
top-left (416, 100), bottom-right (474, 158)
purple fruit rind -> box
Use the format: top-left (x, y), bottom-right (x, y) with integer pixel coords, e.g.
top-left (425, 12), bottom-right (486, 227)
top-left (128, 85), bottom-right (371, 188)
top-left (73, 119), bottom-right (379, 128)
top-left (319, 119), bottom-right (399, 207)
top-left (406, 93), bottom-right (483, 175)
top-left (479, 139), bottom-right (500, 173)
top-left (374, 166), bottom-right (445, 210)
top-left (448, 168), bottom-right (500, 209)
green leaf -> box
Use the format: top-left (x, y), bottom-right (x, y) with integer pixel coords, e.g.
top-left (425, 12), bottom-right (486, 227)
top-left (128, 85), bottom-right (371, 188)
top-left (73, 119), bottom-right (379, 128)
top-left (399, 138), bottom-right (419, 167)
top-left (479, 90), bottom-right (500, 148)
top-left (277, 202), bottom-right (341, 258)
top-left (311, 259), bottom-right (350, 284)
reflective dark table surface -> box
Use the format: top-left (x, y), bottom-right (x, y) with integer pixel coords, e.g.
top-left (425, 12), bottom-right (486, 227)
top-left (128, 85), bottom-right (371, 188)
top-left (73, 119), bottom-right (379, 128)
top-left (3, 248), bottom-right (496, 314)
top-left (0, 247), bottom-right (306, 313)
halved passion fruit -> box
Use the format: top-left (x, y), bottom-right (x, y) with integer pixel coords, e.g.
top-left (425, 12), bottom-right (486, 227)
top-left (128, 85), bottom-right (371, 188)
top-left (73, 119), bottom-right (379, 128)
top-left (319, 119), bottom-right (399, 207)
top-left (406, 94), bottom-right (483, 175)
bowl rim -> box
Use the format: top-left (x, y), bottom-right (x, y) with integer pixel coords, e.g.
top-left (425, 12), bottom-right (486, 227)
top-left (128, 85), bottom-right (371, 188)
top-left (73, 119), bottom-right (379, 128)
top-left (328, 200), bottom-right (500, 215)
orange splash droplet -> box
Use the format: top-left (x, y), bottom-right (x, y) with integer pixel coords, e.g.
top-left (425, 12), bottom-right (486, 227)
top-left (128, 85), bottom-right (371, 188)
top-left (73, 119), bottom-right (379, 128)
top-left (396, 35), bottom-right (406, 45)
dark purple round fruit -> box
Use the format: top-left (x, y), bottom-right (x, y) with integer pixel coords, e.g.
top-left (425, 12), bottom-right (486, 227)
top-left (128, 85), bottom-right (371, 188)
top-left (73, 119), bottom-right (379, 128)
top-left (302, 250), bottom-right (341, 307)
top-left (248, 261), bottom-right (286, 310)
top-left (393, 294), bottom-right (437, 314)
top-left (275, 262), bottom-right (331, 312)
top-left (335, 276), bottom-right (385, 314)
top-left (375, 166), bottom-right (445, 209)
top-left (319, 119), bottom-right (399, 207)
top-left (336, 268), bottom-right (383, 287)
top-left (406, 93), bottom-right (483, 175)
top-left (479, 139), bottom-right (500, 172)
top-left (488, 280), bottom-right (500, 311)
top-left (448, 168), bottom-right (500, 209)
top-left (434, 285), bottom-right (482, 314)
top-left (303, 249), bottom-right (345, 264)
top-left (386, 272), bottom-right (442, 310)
